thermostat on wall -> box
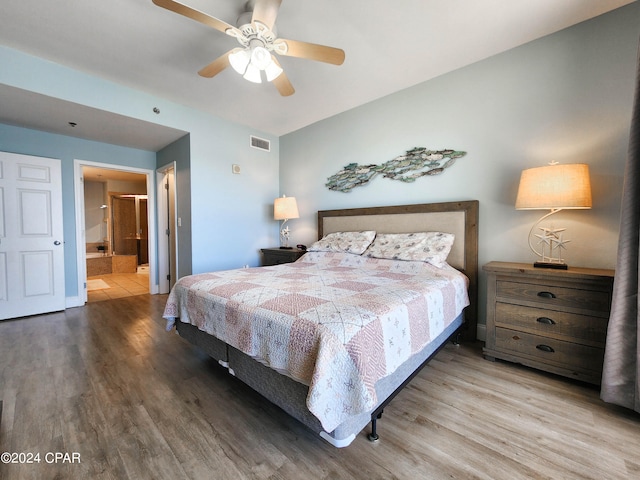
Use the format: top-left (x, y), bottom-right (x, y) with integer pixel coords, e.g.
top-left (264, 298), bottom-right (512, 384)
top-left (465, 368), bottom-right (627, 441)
top-left (232, 164), bottom-right (241, 174)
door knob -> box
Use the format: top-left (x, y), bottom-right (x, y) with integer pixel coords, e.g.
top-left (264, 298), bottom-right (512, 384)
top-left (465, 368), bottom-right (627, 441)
top-left (54, 241), bottom-right (61, 245)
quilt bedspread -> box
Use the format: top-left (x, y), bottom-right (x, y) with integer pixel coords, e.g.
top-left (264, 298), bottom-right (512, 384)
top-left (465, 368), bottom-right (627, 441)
top-left (163, 251), bottom-right (469, 432)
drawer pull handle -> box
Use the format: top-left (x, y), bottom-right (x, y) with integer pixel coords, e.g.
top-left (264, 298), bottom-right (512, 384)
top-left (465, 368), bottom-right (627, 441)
top-left (536, 317), bottom-right (556, 325)
top-left (537, 291), bottom-right (556, 299)
top-left (536, 344), bottom-right (555, 353)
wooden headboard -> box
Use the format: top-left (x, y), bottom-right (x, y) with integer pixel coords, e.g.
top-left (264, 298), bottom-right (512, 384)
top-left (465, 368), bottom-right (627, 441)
top-left (318, 201), bottom-right (479, 341)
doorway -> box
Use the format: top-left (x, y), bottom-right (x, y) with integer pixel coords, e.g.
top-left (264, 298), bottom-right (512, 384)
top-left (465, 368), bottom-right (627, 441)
top-left (157, 164), bottom-right (177, 294)
top-left (74, 160), bottom-right (158, 305)
top-left (111, 193), bottom-right (148, 262)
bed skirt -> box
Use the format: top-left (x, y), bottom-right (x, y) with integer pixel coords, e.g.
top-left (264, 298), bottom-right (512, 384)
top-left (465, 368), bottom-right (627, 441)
top-left (175, 312), bottom-right (464, 447)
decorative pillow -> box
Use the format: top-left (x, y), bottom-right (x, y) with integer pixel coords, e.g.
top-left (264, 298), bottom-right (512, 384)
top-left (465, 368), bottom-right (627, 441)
top-left (363, 232), bottom-right (455, 267)
top-left (308, 231), bottom-right (376, 255)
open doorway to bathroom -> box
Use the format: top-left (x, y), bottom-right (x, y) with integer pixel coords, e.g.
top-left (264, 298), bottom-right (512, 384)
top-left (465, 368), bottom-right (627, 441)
top-left (157, 164), bottom-right (177, 294)
top-left (79, 164), bottom-right (154, 303)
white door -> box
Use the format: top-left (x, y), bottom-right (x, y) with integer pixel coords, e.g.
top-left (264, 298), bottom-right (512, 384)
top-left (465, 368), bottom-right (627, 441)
top-left (0, 152), bottom-right (65, 320)
top-left (157, 165), bottom-right (177, 294)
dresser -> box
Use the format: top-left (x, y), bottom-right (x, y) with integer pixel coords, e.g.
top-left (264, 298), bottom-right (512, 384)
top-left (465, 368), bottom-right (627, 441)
top-left (260, 247), bottom-right (306, 266)
top-left (483, 261), bottom-right (615, 385)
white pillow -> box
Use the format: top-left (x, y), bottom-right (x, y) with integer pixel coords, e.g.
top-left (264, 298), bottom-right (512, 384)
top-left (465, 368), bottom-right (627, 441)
top-left (308, 231), bottom-right (376, 255)
top-left (363, 232), bottom-right (455, 267)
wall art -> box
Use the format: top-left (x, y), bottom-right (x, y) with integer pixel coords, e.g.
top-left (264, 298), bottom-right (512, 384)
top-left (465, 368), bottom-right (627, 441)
top-left (326, 147), bottom-right (466, 192)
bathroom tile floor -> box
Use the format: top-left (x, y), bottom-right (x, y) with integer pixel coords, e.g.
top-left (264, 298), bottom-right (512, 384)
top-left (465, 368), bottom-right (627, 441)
top-left (87, 268), bottom-right (150, 303)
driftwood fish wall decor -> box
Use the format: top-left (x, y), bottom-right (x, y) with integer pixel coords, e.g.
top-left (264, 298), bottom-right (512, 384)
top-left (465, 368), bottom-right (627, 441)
top-left (326, 147), bottom-right (467, 192)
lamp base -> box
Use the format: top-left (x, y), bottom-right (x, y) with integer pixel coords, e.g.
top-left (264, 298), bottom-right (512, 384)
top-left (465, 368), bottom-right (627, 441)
top-left (534, 261), bottom-right (568, 270)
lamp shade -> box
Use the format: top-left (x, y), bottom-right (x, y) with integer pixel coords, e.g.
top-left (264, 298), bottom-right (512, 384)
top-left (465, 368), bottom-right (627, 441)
top-left (264, 59), bottom-right (283, 81)
top-left (274, 196), bottom-right (299, 220)
top-left (229, 48), bottom-right (251, 75)
top-left (515, 163), bottom-right (592, 210)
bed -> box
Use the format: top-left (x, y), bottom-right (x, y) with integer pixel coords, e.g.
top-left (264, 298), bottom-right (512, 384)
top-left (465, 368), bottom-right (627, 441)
top-left (164, 200), bottom-right (478, 447)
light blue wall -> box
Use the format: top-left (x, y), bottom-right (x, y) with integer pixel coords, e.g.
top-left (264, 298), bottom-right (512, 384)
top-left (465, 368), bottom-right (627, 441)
top-left (280, 3), bottom-right (640, 331)
top-left (0, 124), bottom-right (157, 297)
top-left (0, 45), bottom-right (280, 300)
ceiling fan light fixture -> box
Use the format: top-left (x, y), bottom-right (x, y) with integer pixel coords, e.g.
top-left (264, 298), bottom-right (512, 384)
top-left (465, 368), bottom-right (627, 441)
top-left (243, 62), bottom-right (263, 83)
top-left (231, 45), bottom-right (281, 83)
top-left (250, 45), bottom-right (271, 70)
top-left (229, 48), bottom-right (251, 75)
top-left (264, 59), bottom-right (283, 81)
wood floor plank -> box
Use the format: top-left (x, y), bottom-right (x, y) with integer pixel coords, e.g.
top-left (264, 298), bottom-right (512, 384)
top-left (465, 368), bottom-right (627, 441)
top-left (412, 353), bottom-right (630, 479)
top-left (58, 391), bottom-right (128, 480)
top-left (1, 294), bottom-right (640, 479)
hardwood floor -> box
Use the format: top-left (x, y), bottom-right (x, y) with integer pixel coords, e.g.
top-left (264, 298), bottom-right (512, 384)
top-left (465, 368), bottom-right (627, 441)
top-left (1, 294), bottom-right (639, 479)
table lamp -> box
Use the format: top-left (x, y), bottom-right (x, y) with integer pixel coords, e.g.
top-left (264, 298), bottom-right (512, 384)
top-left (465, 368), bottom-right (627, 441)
top-left (274, 195), bottom-right (299, 249)
top-left (515, 162), bottom-right (592, 269)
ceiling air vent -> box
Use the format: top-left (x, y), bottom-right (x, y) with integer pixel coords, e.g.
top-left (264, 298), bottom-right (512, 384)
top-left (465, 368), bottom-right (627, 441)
top-left (250, 135), bottom-right (270, 152)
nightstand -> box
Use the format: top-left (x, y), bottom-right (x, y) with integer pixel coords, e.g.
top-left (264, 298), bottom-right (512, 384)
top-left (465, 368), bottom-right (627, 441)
top-left (260, 248), bottom-right (306, 266)
top-left (483, 261), bottom-right (614, 385)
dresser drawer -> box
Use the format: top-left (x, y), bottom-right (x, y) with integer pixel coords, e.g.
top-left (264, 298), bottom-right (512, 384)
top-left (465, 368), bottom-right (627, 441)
top-left (494, 327), bottom-right (605, 373)
top-left (495, 302), bottom-right (608, 347)
top-left (496, 280), bottom-right (610, 313)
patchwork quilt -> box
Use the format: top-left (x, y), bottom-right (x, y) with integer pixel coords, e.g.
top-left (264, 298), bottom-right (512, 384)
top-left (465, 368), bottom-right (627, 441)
top-left (163, 251), bottom-right (469, 432)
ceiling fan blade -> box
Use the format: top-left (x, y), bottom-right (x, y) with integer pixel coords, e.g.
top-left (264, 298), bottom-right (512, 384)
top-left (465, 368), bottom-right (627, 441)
top-left (251, 0), bottom-right (282, 31)
top-left (277, 39), bottom-right (345, 65)
top-left (271, 57), bottom-right (294, 96)
top-left (273, 72), bottom-right (295, 97)
top-left (152, 0), bottom-right (238, 36)
top-left (198, 51), bottom-right (232, 78)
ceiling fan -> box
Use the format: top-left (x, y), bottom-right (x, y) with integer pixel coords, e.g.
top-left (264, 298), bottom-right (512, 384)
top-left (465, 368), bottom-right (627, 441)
top-left (152, 0), bottom-right (345, 96)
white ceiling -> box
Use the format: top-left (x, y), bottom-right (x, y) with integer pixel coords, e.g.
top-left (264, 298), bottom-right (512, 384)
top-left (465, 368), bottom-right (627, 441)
top-left (0, 0), bottom-right (635, 150)
top-left (0, 84), bottom-right (188, 151)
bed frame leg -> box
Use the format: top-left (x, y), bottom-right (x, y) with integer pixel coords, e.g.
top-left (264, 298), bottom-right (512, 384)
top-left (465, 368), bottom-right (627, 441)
top-left (368, 411), bottom-right (383, 442)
